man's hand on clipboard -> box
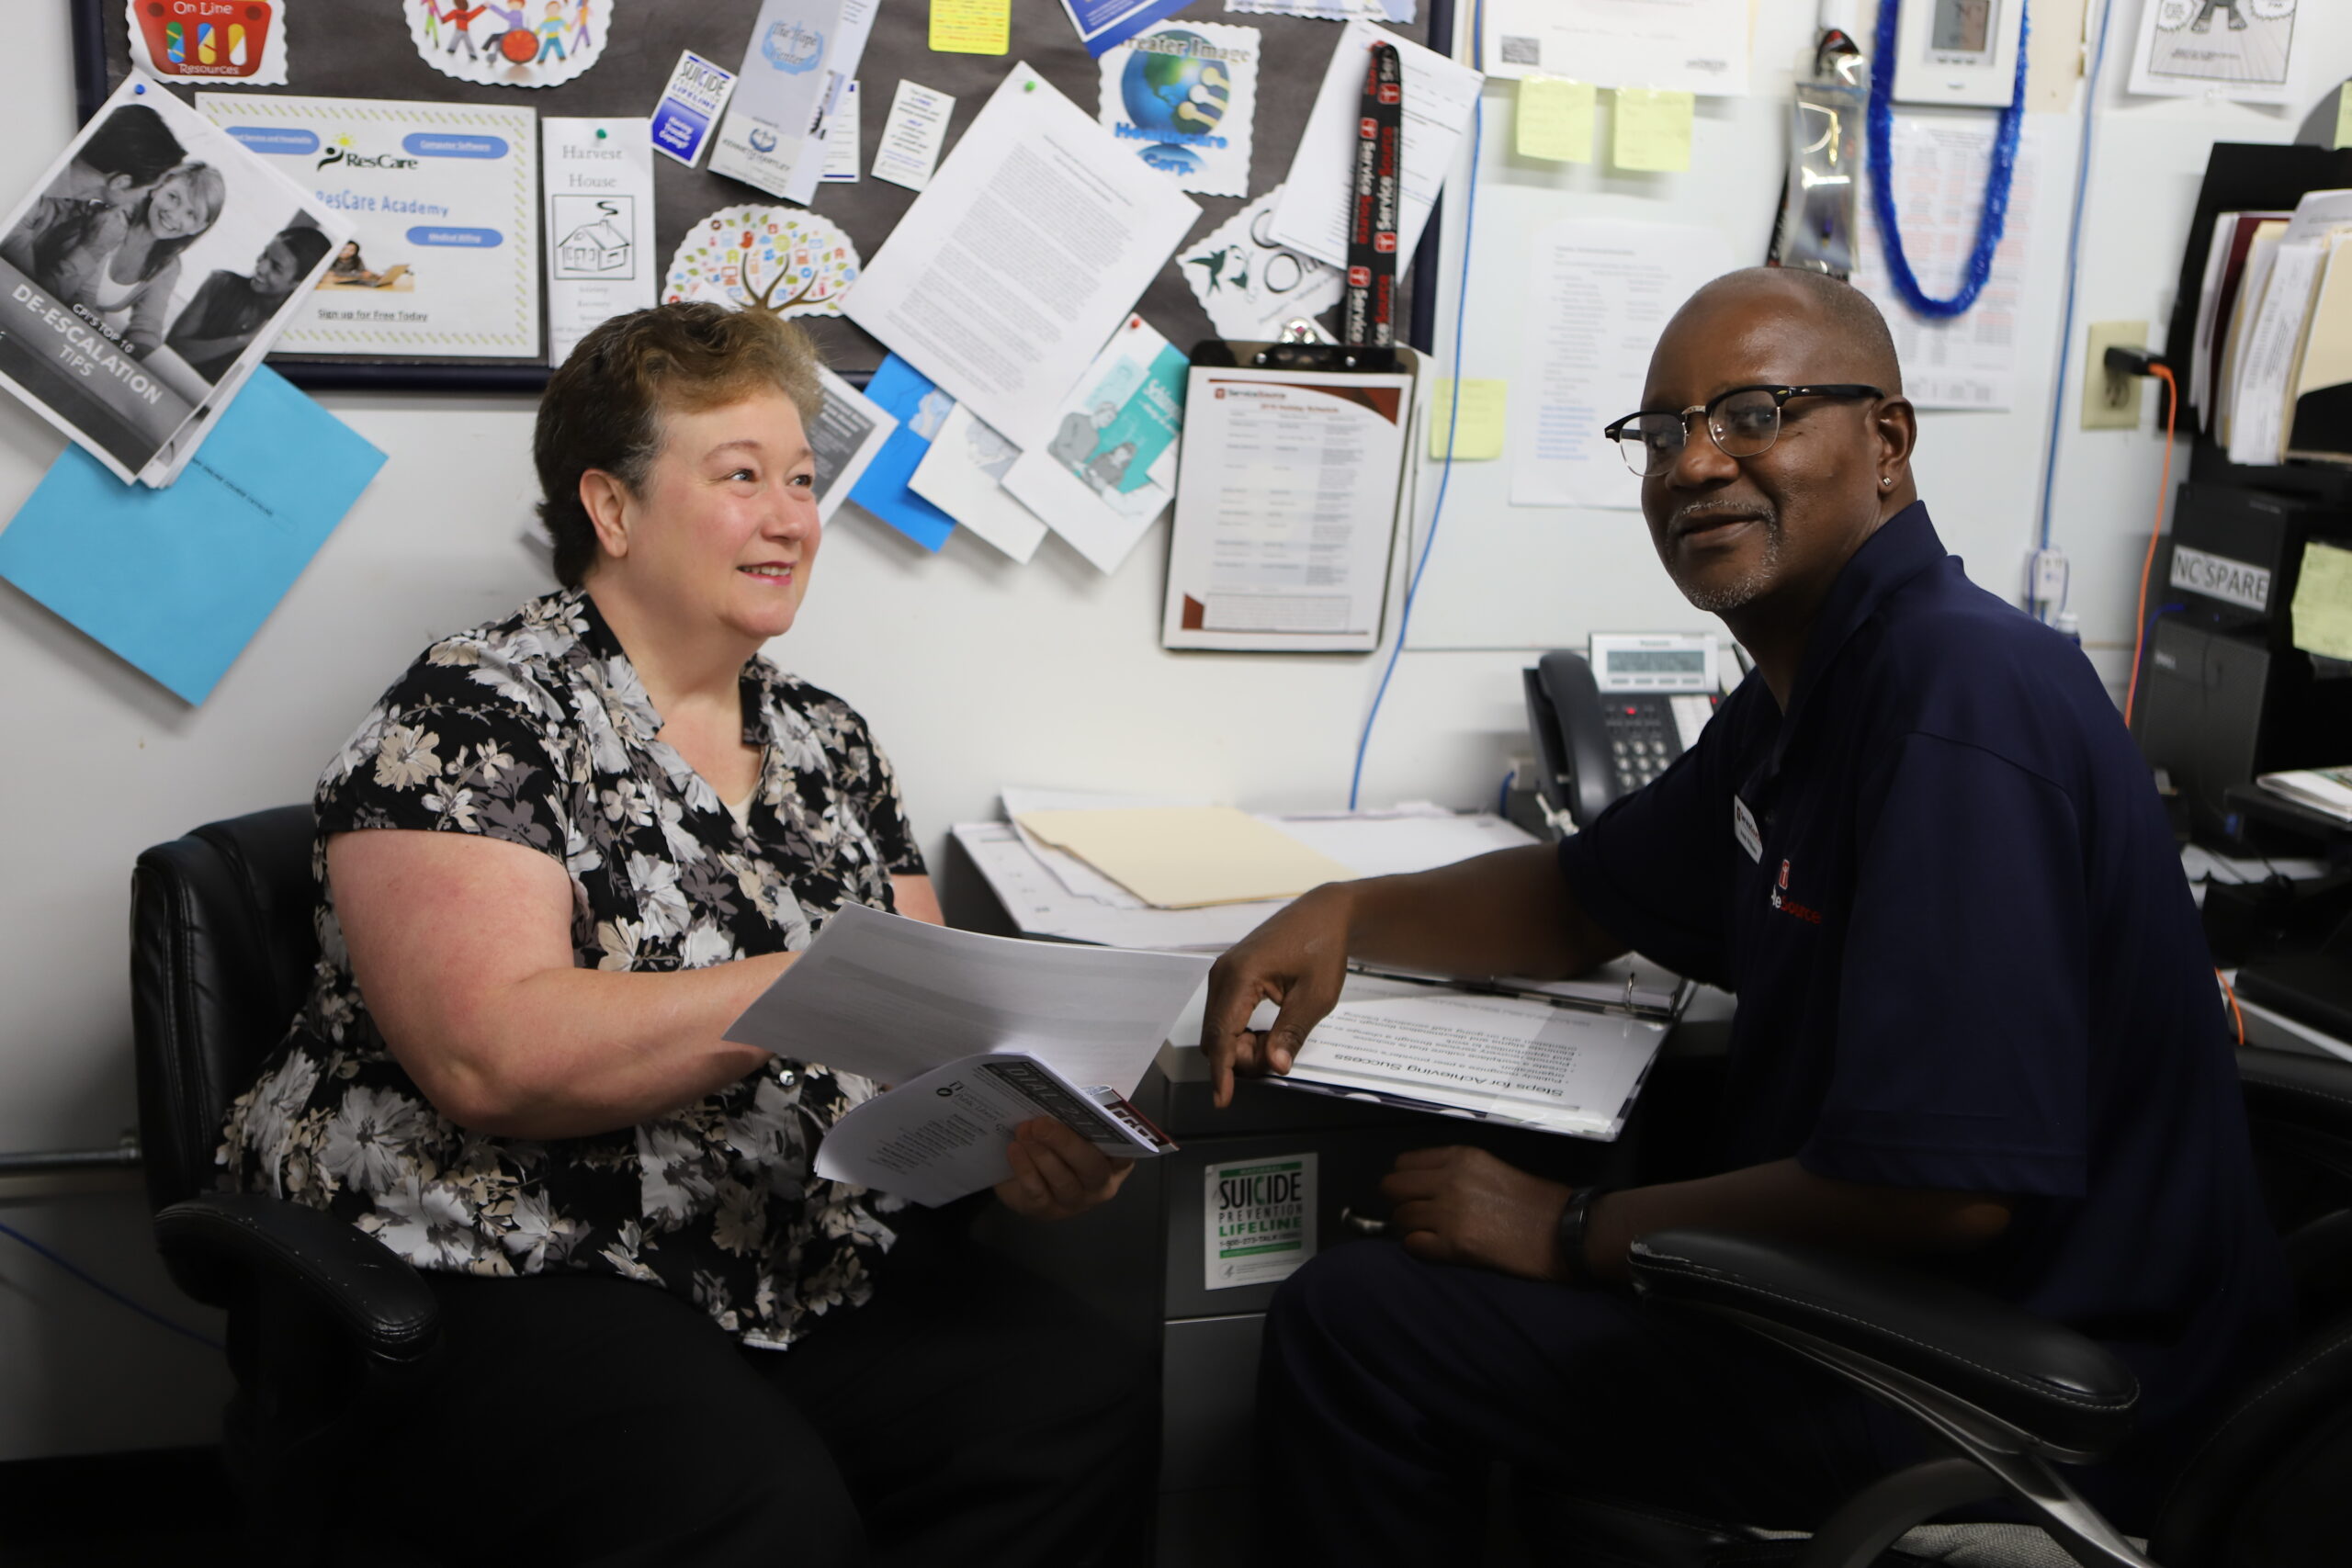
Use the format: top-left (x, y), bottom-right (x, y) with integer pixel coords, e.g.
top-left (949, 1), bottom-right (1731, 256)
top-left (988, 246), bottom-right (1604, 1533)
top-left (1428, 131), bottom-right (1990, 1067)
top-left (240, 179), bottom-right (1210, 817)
top-left (1200, 885), bottom-right (1354, 1107)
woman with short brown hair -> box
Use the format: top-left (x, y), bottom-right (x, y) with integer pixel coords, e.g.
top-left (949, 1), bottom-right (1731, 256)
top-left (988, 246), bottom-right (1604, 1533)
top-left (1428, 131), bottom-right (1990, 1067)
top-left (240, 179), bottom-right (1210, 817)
top-left (220, 303), bottom-right (1152, 1565)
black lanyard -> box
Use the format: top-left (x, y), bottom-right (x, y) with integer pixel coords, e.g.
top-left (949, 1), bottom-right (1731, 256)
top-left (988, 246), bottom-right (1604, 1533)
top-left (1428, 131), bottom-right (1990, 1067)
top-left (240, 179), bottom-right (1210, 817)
top-left (1343, 40), bottom-right (1403, 349)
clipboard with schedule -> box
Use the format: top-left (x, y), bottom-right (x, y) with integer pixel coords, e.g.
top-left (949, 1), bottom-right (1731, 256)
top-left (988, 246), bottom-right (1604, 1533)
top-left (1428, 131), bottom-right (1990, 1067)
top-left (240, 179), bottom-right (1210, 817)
top-left (1160, 338), bottom-right (1418, 654)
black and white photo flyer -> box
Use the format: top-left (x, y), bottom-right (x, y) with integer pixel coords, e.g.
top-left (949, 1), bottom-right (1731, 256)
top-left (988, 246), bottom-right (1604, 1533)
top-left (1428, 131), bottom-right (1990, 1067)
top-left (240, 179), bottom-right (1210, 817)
top-left (0, 73), bottom-right (346, 484)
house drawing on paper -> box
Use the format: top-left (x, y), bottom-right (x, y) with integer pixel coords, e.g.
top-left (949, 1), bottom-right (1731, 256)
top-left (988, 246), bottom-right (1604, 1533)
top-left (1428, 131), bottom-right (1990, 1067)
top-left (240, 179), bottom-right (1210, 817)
top-left (559, 215), bottom-right (630, 275)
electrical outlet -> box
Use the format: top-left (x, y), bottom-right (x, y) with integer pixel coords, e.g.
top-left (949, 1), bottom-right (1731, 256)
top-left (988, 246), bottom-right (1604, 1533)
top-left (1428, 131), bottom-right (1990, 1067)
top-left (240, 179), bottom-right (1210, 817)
top-left (2082, 321), bottom-right (2148, 430)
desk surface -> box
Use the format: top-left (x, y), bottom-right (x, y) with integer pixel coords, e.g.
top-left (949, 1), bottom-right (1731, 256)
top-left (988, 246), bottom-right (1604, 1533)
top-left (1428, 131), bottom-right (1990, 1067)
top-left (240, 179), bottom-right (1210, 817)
top-left (2225, 784), bottom-right (2352, 844)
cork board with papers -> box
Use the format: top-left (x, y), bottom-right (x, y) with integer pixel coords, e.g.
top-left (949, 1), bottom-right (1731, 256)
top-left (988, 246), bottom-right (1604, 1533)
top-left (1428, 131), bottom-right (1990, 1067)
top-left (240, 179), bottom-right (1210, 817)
top-left (74, 1), bottom-right (1446, 389)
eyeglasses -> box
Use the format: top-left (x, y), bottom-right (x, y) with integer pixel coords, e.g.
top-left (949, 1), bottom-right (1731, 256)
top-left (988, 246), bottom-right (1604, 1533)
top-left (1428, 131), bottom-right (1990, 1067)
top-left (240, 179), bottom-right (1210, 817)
top-left (1602, 384), bottom-right (1883, 479)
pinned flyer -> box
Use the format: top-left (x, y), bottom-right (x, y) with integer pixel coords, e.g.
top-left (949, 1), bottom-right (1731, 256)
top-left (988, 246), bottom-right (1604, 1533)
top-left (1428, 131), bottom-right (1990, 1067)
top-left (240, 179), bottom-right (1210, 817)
top-left (711, 0), bottom-right (880, 207)
top-left (662, 206), bottom-right (859, 319)
top-left (1057, 0), bottom-right (1195, 58)
top-left (544, 118), bottom-right (654, 367)
top-left (821, 80), bottom-right (861, 181)
top-left (405, 0), bottom-right (614, 91)
top-left (808, 365), bottom-right (896, 525)
top-left (650, 49), bottom-right (738, 167)
top-left (1175, 186), bottom-right (1341, 341)
top-left (1000, 315), bottom-right (1188, 574)
top-left (1096, 21), bottom-right (1258, 198)
top-left (127, 0), bottom-right (288, 86)
top-left (870, 79), bottom-right (955, 192)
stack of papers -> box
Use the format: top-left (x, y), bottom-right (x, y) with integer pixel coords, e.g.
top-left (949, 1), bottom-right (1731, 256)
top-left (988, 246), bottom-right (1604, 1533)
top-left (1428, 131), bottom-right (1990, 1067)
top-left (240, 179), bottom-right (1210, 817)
top-left (956, 794), bottom-right (1542, 950)
top-left (724, 904), bottom-right (1209, 1205)
top-left (2200, 190), bottom-right (2352, 467)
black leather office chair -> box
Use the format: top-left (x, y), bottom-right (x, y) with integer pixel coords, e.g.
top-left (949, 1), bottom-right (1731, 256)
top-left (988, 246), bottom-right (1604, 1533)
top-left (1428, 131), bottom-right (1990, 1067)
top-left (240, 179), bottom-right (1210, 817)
top-left (1522, 1047), bottom-right (2352, 1567)
top-left (130, 806), bottom-right (440, 1566)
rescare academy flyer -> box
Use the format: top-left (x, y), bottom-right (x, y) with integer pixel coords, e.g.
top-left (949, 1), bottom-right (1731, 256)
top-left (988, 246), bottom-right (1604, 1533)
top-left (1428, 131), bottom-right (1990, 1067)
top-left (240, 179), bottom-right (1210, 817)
top-left (200, 95), bottom-right (539, 360)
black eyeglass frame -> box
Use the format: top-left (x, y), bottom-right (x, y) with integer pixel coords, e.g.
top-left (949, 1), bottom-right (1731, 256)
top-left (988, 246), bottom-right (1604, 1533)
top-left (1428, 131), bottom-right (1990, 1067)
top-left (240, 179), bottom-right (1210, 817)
top-left (1602, 384), bottom-right (1886, 478)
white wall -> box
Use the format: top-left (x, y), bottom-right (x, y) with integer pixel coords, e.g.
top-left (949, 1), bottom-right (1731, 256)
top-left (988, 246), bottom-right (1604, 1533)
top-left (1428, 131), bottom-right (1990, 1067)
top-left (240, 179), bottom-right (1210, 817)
top-left (2, 0), bottom-right (2347, 1461)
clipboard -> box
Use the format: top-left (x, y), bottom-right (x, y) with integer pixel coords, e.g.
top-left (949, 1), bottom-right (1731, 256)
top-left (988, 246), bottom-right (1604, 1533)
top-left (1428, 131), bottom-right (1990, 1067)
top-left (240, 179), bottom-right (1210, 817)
top-left (1159, 335), bottom-right (1419, 654)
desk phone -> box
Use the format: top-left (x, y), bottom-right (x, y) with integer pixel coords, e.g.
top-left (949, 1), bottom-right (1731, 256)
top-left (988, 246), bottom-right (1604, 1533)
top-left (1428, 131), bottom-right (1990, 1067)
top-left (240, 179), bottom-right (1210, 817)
top-left (1523, 634), bottom-right (1723, 832)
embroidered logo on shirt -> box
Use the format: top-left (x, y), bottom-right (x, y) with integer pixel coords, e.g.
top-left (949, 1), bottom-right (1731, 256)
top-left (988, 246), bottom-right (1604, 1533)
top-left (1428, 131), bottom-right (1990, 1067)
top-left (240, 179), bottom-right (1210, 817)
top-left (1770, 857), bottom-right (1825, 925)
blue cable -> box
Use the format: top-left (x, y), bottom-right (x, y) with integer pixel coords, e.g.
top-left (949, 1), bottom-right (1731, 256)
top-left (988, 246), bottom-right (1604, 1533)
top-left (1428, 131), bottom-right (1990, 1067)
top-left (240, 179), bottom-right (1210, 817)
top-left (2035, 0), bottom-right (2120, 555)
top-left (0, 1217), bottom-right (224, 1353)
top-left (1866, 0), bottom-right (2030, 319)
top-left (1347, 87), bottom-right (1482, 810)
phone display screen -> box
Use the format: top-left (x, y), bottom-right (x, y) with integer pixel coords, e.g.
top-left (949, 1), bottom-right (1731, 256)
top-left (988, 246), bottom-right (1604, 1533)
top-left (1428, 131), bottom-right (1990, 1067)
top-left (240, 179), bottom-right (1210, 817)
top-left (1606, 649), bottom-right (1708, 676)
top-left (1930, 0), bottom-right (1998, 60)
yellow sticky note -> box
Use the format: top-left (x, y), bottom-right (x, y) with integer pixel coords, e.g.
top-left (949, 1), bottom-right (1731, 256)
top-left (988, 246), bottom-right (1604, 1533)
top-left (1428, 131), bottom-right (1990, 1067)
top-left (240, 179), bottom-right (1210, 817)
top-left (2336, 84), bottom-right (2352, 151)
top-left (929, 0), bottom-right (1009, 55)
top-left (1613, 88), bottom-right (1694, 174)
top-left (1429, 379), bottom-right (1508, 460)
top-left (2292, 541), bottom-right (2352, 662)
top-left (1517, 76), bottom-right (1594, 164)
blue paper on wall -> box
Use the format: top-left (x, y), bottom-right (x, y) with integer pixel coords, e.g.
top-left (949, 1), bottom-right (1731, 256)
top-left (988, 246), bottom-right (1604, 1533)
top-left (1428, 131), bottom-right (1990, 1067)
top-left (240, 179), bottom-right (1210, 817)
top-left (846, 354), bottom-right (957, 552)
top-left (0, 367), bottom-right (385, 704)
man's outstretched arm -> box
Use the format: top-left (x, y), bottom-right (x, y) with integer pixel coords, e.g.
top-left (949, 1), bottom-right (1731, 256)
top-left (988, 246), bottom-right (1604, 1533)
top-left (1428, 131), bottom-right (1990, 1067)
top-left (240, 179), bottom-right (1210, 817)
top-left (1380, 1148), bottom-right (2012, 1283)
top-left (1199, 845), bottom-right (1626, 1108)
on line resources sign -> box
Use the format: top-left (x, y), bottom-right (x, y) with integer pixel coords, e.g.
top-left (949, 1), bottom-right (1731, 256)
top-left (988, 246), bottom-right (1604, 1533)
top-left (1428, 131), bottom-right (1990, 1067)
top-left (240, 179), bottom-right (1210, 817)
top-left (1204, 1154), bottom-right (1317, 1290)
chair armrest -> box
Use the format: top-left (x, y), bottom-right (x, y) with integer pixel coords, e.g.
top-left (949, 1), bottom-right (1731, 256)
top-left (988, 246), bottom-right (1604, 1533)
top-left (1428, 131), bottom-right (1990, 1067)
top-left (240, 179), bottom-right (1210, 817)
top-left (1628, 1229), bottom-right (2137, 1460)
top-left (155, 1192), bottom-right (440, 1363)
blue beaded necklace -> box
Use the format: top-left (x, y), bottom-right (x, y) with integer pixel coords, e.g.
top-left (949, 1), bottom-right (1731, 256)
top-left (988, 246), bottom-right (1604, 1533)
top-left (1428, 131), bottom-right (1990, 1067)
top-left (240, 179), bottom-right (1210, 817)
top-left (1866, 0), bottom-right (2032, 319)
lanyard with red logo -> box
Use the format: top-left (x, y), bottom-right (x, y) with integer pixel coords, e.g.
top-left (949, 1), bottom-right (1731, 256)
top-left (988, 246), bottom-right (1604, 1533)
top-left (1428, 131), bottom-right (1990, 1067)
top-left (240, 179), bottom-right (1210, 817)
top-left (1342, 40), bottom-right (1402, 349)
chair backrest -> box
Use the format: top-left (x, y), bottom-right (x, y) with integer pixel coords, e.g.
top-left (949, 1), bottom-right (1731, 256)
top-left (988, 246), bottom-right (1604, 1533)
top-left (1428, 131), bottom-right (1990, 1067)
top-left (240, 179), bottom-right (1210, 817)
top-left (129, 806), bottom-right (319, 1214)
top-left (2148, 1044), bottom-right (2352, 1567)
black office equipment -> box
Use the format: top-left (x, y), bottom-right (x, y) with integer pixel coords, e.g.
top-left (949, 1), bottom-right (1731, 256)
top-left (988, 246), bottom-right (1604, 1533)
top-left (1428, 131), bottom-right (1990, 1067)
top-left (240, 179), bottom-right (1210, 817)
top-left (1524, 641), bottom-right (1721, 832)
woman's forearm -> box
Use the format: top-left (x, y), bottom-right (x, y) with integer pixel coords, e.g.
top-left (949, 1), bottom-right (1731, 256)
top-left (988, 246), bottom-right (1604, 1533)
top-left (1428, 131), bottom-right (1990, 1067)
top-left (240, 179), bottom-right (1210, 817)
top-left (401, 952), bottom-right (794, 1139)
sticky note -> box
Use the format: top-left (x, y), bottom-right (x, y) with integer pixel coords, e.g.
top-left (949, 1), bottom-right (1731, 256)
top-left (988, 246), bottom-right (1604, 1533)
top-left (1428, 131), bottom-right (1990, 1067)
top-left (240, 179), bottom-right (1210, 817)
top-left (1429, 379), bottom-right (1507, 460)
top-left (1516, 76), bottom-right (1593, 164)
top-left (930, 0), bottom-right (1010, 54)
top-left (2292, 541), bottom-right (2352, 661)
top-left (2336, 85), bottom-right (2352, 151)
top-left (1613, 88), bottom-right (1694, 174)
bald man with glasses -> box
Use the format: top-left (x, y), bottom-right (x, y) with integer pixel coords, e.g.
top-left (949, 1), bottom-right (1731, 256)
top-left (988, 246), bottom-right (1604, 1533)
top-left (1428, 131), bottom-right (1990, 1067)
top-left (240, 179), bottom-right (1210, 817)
top-left (1203, 268), bottom-right (2288, 1562)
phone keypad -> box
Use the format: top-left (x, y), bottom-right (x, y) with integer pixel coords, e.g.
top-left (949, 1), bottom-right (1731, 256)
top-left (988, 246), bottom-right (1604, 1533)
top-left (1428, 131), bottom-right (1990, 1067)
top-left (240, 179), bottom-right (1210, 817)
top-left (1604, 705), bottom-right (1677, 791)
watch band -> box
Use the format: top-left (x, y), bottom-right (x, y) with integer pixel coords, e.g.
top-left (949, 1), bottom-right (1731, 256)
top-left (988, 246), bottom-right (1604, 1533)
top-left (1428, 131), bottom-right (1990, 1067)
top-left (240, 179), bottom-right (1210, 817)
top-left (1555, 1184), bottom-right (1610, 1286)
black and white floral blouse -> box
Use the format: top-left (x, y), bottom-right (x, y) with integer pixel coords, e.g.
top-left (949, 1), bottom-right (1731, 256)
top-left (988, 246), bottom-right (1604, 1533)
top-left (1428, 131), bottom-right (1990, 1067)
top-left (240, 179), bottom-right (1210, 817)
top-left (220, 588), bottom-right (927, 1348)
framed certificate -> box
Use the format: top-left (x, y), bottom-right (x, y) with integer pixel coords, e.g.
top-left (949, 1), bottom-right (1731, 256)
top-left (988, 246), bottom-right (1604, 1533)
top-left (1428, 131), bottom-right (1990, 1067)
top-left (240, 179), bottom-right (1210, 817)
top-left (198, 96), bottom-right (542, 369)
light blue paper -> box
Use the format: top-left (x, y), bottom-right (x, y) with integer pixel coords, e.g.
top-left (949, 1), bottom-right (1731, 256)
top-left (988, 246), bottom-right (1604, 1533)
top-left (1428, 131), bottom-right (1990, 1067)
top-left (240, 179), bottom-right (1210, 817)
top-left (846, 355), bottom-right (957, 552)
top-left (0, 368), bottom-right (386, 704)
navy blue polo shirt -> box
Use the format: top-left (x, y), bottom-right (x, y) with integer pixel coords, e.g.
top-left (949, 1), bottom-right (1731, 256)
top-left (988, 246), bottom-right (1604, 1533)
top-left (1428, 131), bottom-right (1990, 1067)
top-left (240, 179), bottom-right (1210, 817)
top-left (1559, 502), bottom-right (2289, 1506)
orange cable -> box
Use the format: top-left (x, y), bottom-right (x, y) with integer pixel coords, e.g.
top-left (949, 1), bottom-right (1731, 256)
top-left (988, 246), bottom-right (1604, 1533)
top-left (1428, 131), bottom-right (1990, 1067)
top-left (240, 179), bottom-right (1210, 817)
top-left (2216, 967), bottom-right (2246, 1047)
top-left (2123, 364), bottom-right (2179, 728)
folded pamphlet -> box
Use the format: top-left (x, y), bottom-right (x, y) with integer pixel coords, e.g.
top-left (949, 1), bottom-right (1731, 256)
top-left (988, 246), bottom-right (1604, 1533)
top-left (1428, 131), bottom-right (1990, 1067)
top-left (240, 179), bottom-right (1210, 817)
top-left (724, 904), bottom-right (1210, 1204)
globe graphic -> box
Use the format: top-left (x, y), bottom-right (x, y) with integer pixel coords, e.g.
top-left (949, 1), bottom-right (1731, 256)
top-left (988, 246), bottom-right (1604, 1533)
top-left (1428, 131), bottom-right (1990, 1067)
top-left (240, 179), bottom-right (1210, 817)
top-left (1121, 34), bottom-right (1229, 139)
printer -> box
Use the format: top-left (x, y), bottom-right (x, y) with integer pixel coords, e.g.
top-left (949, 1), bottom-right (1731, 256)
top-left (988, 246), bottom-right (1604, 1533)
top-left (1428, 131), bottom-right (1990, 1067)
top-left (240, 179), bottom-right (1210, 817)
top-left (2133, 481), bottom-right (2352, 840)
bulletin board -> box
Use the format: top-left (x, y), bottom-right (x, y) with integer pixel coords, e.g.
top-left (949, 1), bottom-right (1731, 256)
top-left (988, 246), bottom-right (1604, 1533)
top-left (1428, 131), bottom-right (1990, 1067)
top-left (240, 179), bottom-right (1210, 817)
top-left (72, 0), bottom-right (1450, 391)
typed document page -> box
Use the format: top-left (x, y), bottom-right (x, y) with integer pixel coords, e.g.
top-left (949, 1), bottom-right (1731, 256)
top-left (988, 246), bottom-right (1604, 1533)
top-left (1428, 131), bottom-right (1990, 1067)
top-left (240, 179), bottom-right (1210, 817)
top-left (722, 902), bottom-right (1211, 1097)
top-left (843, 63), bottom-right (1199, 450)
top-left (1284, 993), bottom-right (1668, 1139)
top-left (1161, 366), bottom-right (1412, 651)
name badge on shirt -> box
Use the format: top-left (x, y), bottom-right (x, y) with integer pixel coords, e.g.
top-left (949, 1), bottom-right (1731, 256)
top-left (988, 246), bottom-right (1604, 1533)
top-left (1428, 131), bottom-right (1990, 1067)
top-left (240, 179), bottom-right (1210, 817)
top-left (1733, 795), bottom-right (1763, 863)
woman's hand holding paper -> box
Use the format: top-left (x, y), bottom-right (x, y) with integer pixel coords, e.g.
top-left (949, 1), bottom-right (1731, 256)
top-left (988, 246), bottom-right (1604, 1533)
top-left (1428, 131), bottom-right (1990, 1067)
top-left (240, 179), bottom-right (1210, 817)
top-left (994, 1118), bottom-right (1134, 1221)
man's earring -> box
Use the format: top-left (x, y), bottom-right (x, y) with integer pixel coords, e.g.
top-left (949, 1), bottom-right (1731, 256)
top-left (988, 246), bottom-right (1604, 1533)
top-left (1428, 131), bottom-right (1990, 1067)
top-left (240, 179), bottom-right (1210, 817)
top-left (1881, 476), bottom-right (1893, 488)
